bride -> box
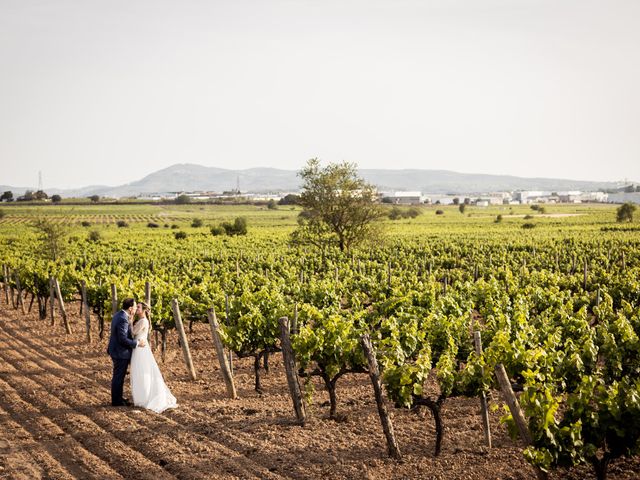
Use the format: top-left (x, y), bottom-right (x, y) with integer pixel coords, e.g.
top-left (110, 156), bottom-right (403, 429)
top-left (130, 302), bottom-right (177, 413)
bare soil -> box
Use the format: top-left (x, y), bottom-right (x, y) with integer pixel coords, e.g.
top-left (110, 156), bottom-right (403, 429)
top-left (1, 295), bottom-right (639, 480)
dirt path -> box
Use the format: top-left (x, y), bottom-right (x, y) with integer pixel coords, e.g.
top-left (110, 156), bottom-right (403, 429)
top-left (1, 296), bottom-right (639, 479)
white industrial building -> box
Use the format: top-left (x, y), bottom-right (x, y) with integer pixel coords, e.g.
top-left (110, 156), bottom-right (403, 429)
top-left (385, 191), bottom-right (423, 204)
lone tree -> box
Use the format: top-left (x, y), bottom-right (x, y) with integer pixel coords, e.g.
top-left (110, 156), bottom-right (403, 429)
top-left (278, 193), bottom-right (300, 205)
top-left (175, 194), bottom-right (192, 205)
top-left (292, 158), bottom-right (383, 252)
top-left (0, 191), bottom-right (13, 202)
top-left (89, 195), bottom-right (100, 203)
top-left (33, 218), bottom-right (67, 261)
top-left (616, 202), bottom-right (636, 223)
top-left (51, 194), bottom-right (62, 203)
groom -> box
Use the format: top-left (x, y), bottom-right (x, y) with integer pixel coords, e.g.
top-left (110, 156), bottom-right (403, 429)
top-left (107, 298), bottom-right (145, 406)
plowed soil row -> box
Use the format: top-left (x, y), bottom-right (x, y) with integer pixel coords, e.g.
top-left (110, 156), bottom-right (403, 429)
top-left (1, 294), bottom-right (639, 480)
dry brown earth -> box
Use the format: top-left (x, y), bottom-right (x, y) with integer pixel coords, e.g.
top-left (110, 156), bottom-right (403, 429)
top-left (1, 295), bottom-right (639, 480)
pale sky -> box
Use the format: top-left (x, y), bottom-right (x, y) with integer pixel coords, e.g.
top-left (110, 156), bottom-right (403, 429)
top-left (1, 0), bottom-right (639, 189)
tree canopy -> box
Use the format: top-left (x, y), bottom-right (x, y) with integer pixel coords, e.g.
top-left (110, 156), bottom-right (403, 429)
top-left (292, 159), bottom-right (383, 252)
top-left (33, 218), bottom-right (67, 261)
top-left (616, 202), bottom-right (637, 223)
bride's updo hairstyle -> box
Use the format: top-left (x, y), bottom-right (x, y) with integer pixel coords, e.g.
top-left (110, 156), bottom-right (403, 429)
top-left (138, 301), bottom-right (150, 318)
top-left (134, 301), bottom-right (151, 325)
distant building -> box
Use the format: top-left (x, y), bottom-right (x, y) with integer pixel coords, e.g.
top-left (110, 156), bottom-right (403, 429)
top-left (580, 191), bottom-right (608, 202)
top-left (514, 191), bottom-right (552, 204)
top-left (424, 194), bottom-right (458, 205)
top-left (557, 191), bottom-right (583, 203)
top-left (386, 191), bottom-right (423, 205)
top-left (476, 192), bottom-right (510, 205)
top-left (138, 192), bottom-right (178, 200)
top-left (608, 192), bottom-right (640, 204)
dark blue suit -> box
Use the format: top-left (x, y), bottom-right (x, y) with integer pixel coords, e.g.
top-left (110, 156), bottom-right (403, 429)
top-left (107, 310), bottom-right (138, 406)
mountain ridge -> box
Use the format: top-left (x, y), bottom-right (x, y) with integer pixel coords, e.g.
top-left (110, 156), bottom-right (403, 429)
top-left (1, 164), bottom-right (627, 198)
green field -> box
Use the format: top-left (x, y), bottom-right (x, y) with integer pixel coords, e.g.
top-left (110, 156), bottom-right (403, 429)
top-left (0, 201), bottom-right (627, 238)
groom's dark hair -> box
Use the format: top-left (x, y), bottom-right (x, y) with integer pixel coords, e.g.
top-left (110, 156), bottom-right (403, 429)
top-left (122, 298), bottom-right (135, 310)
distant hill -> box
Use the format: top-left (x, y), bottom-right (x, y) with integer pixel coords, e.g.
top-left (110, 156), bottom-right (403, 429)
top-left (0, 164), bottom-right (626, 198)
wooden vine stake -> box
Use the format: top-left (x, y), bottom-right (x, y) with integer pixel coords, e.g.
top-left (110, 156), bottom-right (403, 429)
top-left (225, 293), bottom-right (233, 375)
top-left (207, 307), bottom-right (237, 399)
top-left (144, 281), bottom-right (152, 343)
top-left (360, 334), bottom-right (402, 460)
top-left (583, 258), bottom-right (588, 290)
top-left (81, 280), bottom-right (92, 342)
top-left (474, 332), bottom-right (492, 448)
top-left (495, 364), bottom-right (547, 480)
top-left (49, 276), bottom-right (56, 326)
top-left (495, 364), bottom-right (531, 444)
top-left (291, 303), bottom-right (298, 335)
top-left (111, 284), bottom-right (118, 316)
top-left (278, 316), bottom-right (306, 426)
top-left (171, 299), bottom-right (197, 380)
top-left (53, 278), bottom-right (72, 334)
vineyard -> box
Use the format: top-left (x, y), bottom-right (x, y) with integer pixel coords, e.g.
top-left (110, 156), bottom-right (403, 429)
top-left (0, 202), bottom-right (639, 479)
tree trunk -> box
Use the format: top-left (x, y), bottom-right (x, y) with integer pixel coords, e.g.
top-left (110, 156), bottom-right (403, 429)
top-left (27, 292), bottom-right (35, 314)
top-left (161, 329), bottom-right (167, 363)
top-left (591, 456), bottom-right (610, 480)
top-left (2, 265), bottom-right (9, 304)
top-left (37, 294), bottom-right (44, 319)
top-left (474, 331), bottom-right (492, 448)
top-left (322, 373), bottom-right (338, 419)
top-left (263, 349), bottom-right (270, 373)
top-left (49, 277), bottom-right (56, 326)
top-left (415, 397), bottom-right (445, 456)
top-left (254, 354), bottom-right (263, 393)
top-left (98, 313), bottom-right (105, 340)
top-left (15, 275), bottom-right (25, 314)
top-left (81, 280), bottom-right (92, 343)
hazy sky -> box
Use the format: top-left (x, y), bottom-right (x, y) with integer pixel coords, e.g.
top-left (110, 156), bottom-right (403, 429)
top-left (1, 0), bottom-right (639, 189)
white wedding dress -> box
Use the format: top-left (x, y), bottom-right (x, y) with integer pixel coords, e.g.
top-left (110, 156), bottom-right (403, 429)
top-left (130, 317), bottom-right (177, 413)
